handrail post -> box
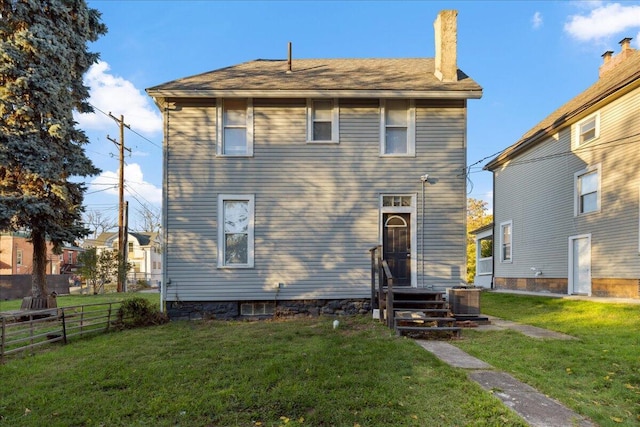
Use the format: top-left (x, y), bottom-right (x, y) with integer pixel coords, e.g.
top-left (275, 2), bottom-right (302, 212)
top-left (106, 303), bottom-right (112, 332)
top-left (370, 247), bottom-right (377, 310)
top-left (1, 317), bottom-right (5, 365)
top-left (61, 309), bottom-right (68, 344)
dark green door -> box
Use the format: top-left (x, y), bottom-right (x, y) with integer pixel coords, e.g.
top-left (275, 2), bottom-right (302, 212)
top-left (383, 213), bottom-right (410, 286)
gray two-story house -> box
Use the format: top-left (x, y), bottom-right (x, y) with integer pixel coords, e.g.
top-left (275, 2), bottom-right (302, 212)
top-left (486, 38), bottom-right (640, 299)
top-left (147, 10), bottom-right (483, 319)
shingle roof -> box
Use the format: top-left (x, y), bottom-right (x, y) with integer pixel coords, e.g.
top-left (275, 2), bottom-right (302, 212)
top-left (147, 58), bottom-right (482, 96)
top-left (485, 49), bottom-right (640, 170)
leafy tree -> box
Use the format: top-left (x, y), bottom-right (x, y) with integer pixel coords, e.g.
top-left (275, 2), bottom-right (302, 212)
top-left (466, 198), bottom-right (493, 283)
top-left (0, 1), bottom-right (107, 306)
top-left (77, 246), bottom-right (98, 292)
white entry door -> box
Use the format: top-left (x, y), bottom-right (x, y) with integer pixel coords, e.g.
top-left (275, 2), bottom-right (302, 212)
top-left (569, 235), bottom-right (591, 295)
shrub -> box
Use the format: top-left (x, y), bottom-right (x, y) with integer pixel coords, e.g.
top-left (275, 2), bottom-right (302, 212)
top-left (117, 297), bottom-right (168, 328)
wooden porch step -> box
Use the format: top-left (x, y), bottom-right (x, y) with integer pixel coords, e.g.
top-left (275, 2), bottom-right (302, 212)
top-left (393, 300), bottom-right (446, 305)
top-left (395, 326), bottom-right (461, 337)
top-left (395, 316), bottom-right (456, 323)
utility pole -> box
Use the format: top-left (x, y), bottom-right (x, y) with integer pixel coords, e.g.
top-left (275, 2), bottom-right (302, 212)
top-left (107, 113), bottom-right (131, 293)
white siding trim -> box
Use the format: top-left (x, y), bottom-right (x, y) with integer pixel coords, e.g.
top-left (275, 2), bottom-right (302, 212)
top-left (217, 194), bottom-right (255, 268)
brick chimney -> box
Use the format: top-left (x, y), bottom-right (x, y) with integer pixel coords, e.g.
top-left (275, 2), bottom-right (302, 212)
top-left (434, 10), bottom-right (458, 82)
top-left (599, 37), bottom-right (635, 78)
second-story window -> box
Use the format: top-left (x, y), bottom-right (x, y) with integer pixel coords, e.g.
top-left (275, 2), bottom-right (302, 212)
top-left (307, 99), bottom-right (339, 143)
top-left (575, 166), bottom-right (600, 215)
top-left (380, 99), bottom-right (415, 156)
top-left (573, 112), bottom-right (599, 148)
top-left (217, 98), bottom-right (254, 156)
top-left (17, 249), bottom-right (23, 266)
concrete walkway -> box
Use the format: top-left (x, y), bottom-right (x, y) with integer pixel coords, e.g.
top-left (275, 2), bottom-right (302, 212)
top-left (415, 318), bottom-right (595, 427)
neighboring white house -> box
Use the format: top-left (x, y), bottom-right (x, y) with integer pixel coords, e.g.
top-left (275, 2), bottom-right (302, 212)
top-left (485, 38), bottom-right (640, 299)
top-left (147, 10), bottom-right (483, 319)
top-left (470, 223), bottom-right (493, 288)
top-left (89, 231), bottom-right (163, 288)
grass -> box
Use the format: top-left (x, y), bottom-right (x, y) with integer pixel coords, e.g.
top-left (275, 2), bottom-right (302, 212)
top-left (3, 292), bottom-right (639, 426)
top-left (0, 307), bottom-right (525, 427)
top-left (454, 292), bottom-right (640, 427)
top-left (0, 291), bottom-right (161, 312)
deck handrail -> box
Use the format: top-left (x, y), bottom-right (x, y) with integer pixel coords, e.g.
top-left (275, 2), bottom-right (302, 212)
top-left (369, 245), bottom-right (394, 326)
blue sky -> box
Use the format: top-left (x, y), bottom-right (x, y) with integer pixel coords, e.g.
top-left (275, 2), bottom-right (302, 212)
top-left (78, 1), bottom-right (640, 229)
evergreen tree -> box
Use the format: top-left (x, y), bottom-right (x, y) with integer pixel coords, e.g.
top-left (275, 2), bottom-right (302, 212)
top-left (0, 0), bottom-right (107, 306)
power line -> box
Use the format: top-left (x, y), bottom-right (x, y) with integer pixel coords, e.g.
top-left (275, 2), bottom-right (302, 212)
top-left (89, 102), bottom-right (162, 150)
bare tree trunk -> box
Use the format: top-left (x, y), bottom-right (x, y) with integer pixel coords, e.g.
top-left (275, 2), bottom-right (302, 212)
top-left (31, 230), bottom-right (49, 299)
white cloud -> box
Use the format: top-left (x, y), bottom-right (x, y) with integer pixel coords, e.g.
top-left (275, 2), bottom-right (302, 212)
top-left (565, 2), bottom-right (640, 41)
top-left (532, 12), bottom-right (543, 29)
top-left (90, 163), bottom-right (162, 206)
top-left (75, 61), bottom-right (162, 135)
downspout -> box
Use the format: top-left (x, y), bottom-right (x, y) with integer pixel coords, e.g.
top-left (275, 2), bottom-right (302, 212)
top-left (160, 101), bottom-right (170, 312)
top-left (491, 170), bottom-right (496, 289)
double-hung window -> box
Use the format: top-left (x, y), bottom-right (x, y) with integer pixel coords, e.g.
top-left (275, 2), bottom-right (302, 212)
top-left (217, 98), bottom-right (254, 156)
top-left (575, 166), bottom-right (600, 215)
top-left (16, 249), bottom-right (23, 266)
top-left (500, 221), bottom-right (512, 263)
top-left (218, 194), bottom-right (255, 268)
top-left (573, 113), bottom-right (599, 148)
top-left (307, 99), bottom-right (339, 143)
top-left (380, 99), bottom-right (415, 156)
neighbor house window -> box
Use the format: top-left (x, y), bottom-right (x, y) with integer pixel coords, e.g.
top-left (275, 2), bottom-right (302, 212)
top-left (575, 166), bottom-right (600, 215)
top-left (573, 113), bottom-right (599, 148)
top-left (16, 249), bottom-right (23, 266)
top-left (307, 99), bottom-right (339, 143)
top-left (380, 99), bottom-right (415, 156)
top-left (218, 194), bottom-right (255, 268)
top-left (500, 221), bottom-right (512, 263)
top-left (67, 252), bottom-right (73, 263)
top-left (217, 98), bottom-right (254, 156)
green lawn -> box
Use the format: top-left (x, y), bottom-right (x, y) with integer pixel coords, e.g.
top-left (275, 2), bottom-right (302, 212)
top-left (0, 299), bottom-right (523, 427)
top-left (455, 292), bottom-right (640, 427)
top-left (2, 292), bottom-right (639, 426)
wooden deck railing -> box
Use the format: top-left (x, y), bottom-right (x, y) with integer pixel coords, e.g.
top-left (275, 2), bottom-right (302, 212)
top-left (1, 302), bottom-right (123, 364)
top-left (369, 245), bottom-right (395, 326)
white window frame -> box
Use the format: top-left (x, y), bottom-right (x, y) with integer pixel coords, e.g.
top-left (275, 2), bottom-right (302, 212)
top-left (306, 99), bottom-right (339, 143)
top-left (216, 98), bottom-right (254, 156)
top-left (16, 249), bottom-right (23, 266)
top-left (574, 164), bottom-right (601, 216)
top-left (499, 220), bottom-right (513, 263)
top-left (380, 99), bottom-right (415, 157)
top-left (217, 194), bottom-right (255, 268)
top-left (572, 112), bottom-right (600, 148)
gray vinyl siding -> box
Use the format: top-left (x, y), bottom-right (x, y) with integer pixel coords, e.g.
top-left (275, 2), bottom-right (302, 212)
top-left (493, 87), bottom-right (640, 281)
top-left (164, 98), bottom-right (468, 301)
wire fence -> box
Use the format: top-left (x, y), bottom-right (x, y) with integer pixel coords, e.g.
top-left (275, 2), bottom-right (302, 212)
top-left (1, 302), bottom-right (123, 364)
